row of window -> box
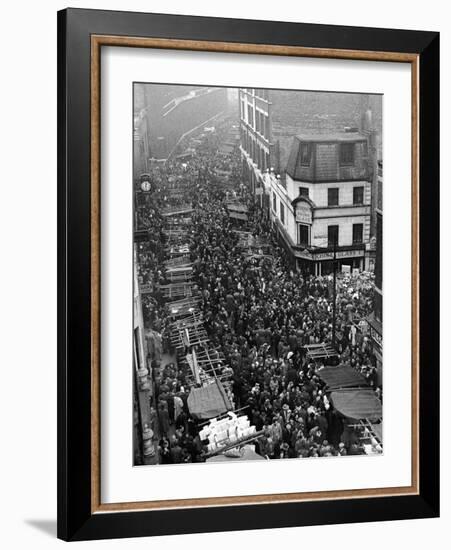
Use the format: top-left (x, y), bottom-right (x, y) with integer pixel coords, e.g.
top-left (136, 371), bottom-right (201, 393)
top-left (241, 127), bottom-right (270, 171)
top-left (247, 104), bottom-right (254, 127)
top-left (298, 185), bottom-right (365, 206)
top-left (241, 102), bottom-right (269, 139)
top-left (255, 109), bottom-right (269, 139)
top-left (298, 223), bottom-right (364, 247)
top-left (272, 192), bottom-right (364, 247)
top-left (298, 141), bottom-right (359, 167)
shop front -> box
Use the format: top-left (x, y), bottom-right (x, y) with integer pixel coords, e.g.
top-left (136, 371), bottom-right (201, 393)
top-left (295, 249), bottom-right (315, 275)
top-left (367, 313), bottom-right (383, 385)
top-left (312, 247), bottom-right (366, 276)
top-left (295, 247), bottom-right (366, 276)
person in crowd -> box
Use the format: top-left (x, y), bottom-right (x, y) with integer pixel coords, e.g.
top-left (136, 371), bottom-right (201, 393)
top-left (137, 118), bottom-right (379, 463)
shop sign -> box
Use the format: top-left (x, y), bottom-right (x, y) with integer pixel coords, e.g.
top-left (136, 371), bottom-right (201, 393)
top-left (295, 203), bottom-right (312, 224)
top-left (314, 249), bottom-right (364, 261)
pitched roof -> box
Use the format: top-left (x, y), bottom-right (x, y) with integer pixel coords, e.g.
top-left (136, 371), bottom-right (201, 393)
top-left (286, 133), bottom-right (368, 180)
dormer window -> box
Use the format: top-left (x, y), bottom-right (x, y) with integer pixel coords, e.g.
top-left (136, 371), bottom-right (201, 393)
top-left (340, 142), bottom-right (355, 166)
top-left (300, 143), bottom-right (312, 166)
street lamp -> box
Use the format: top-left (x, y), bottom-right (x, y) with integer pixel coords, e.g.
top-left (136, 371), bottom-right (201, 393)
top-left (332, 236), bottom-right (337, 348)
top-left (313, 234), bottom-right (338, 349)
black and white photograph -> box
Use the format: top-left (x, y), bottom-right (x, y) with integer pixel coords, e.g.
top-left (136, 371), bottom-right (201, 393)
top-left (133, 83), bottom-right (383, 466)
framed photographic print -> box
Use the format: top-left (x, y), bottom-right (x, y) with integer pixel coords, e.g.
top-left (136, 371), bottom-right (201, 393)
top-left (57, 8), bottom-right (440, 541)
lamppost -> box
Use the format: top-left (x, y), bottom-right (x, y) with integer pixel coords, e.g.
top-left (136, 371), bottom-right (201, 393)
top-left (332, 236), bottom-right (337, 348)
top-left (314, 234), bottom-right (338, 349)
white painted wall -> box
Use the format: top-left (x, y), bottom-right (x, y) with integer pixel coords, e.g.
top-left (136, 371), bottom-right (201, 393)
top-left (312, 215), bottom-right (369, 247)
top-left (278, 173), bottom-right (371, 246)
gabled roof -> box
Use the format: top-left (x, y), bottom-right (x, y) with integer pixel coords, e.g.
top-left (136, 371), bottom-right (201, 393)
top-left (291, 195), bottom-right (316, 209)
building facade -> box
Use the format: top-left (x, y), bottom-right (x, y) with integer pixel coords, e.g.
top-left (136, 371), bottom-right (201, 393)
top-left (239, 88), bottom-right (272, 200)
top-left (269, 133), bottom-right (372, 274)
top-left (133, 108), bottom-right (151, 181)
top-left (133, 245), bottom-right (155, 465)
top-left (368, 160), bottom-right (383, 379)
top-left (238, 89), bottom-right (381, 275)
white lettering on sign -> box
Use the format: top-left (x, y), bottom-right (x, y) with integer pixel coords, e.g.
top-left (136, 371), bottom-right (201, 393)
top-left (314, 249), bottom-right (364, 261)
top-left (295, 203), bottom-right (312, 224)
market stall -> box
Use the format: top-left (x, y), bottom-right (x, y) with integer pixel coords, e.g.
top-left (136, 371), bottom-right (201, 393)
top-left (330, 388), bottom-right (382, 421)
top-left (187, 380), bottom-right (232, 420)
top-left (304, 343), bottom-right (340, 365)
top-left (317, 365), bottom-right (369, 390)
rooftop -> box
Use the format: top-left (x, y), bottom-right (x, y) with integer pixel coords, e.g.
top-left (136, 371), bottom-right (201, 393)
top-left (294, 132), bottom-right (367, 143)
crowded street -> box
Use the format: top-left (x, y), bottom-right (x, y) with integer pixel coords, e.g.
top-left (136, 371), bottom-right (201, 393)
top-left (133, 113), bottom-right (383, 466)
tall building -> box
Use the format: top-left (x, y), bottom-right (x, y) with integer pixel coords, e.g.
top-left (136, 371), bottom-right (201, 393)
top-left (238, 88), bottom-right (380, 274)
top-left (239, 88), bottom-right (272, 201)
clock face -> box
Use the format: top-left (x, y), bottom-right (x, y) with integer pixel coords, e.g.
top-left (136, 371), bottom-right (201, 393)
top-left (141, 180), bottom-right (151, 192)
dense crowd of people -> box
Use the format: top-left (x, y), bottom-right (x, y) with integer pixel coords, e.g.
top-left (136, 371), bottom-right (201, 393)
top-left (135, 118), bottom-right (382, 464)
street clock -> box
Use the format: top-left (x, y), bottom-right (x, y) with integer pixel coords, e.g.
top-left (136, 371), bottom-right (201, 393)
top-left (140, 180), bottom-right (151, 192)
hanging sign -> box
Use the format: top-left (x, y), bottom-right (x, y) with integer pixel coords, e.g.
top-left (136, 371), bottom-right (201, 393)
top-left (295, 203), bottom-right (312, 224)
